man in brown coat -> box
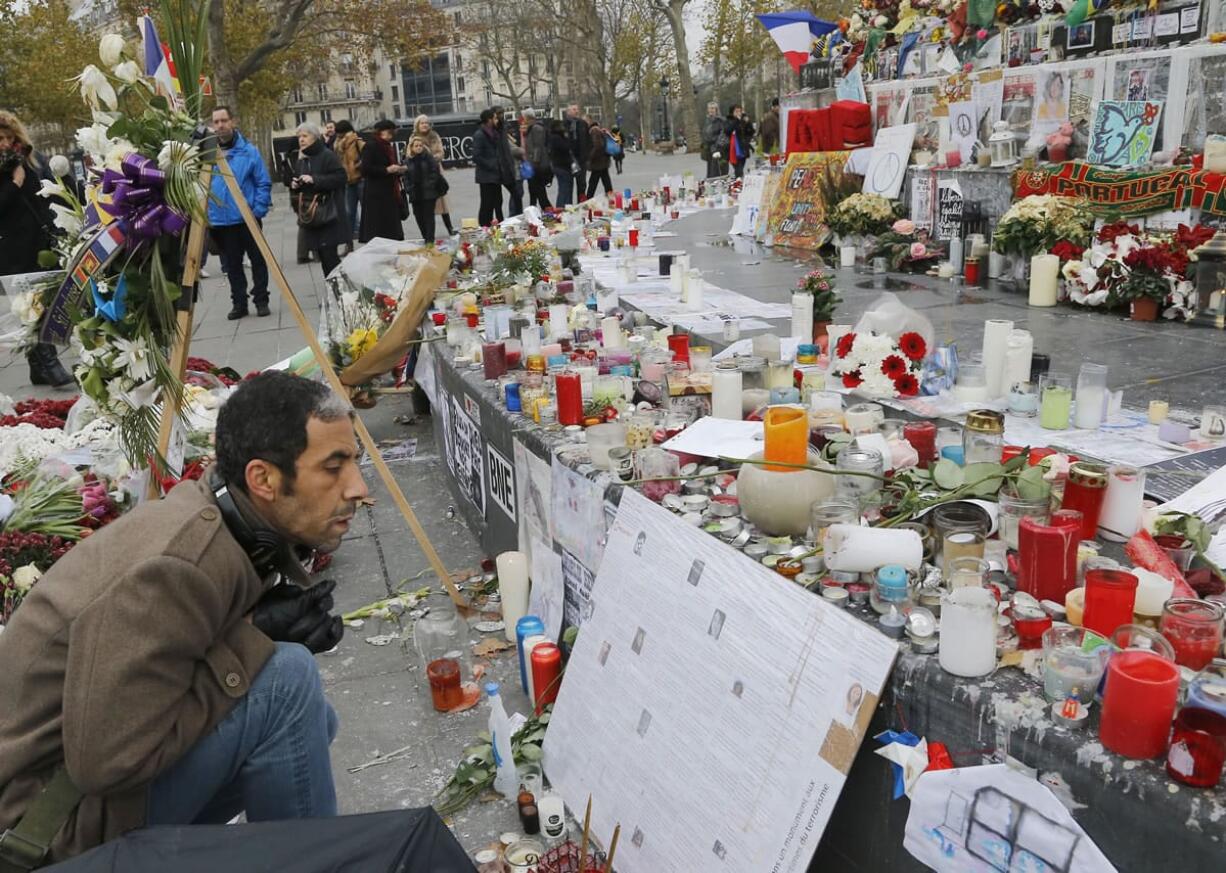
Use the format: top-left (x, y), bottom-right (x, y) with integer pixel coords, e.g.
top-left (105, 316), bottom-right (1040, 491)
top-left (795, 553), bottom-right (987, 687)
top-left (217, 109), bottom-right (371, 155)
top-left (0, 372), bottom-right (367, 867)
top-left (760, 98), bottom-right (781, 156)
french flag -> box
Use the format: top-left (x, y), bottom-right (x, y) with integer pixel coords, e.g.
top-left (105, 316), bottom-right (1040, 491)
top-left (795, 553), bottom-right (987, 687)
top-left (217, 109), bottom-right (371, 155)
top-left (756, 11), bottom-right (840, 73)
top-left (140, 15), bottom-right (180, 102)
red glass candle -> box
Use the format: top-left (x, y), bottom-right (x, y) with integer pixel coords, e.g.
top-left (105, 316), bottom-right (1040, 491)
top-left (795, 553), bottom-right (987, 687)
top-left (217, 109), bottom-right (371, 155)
top-left (1016, 510), bottom-right (1082, 602)
top-left (431, 311), bottom-right (447, 326)
top-left (615, 192), bottom-right (624, 209)
top-left (1061, 462), bottom-right (1108, 541)
top-left (666, 332), bottom-right (691, 365)
top-left (964, 256), bottom-right (981, 286)
top-left (631, 197), bottom-right (640, 211)
top-left (555, 371), bottom-right (583, 426)
top-left (1161, 599), bottom-right (1226, 670)
top-left (464, 311), bottom-right (479, 328)
top-left (629, 227), bottom-right (639, 247)
top-left (903, 421), bottom-right (938, 466)
top-left (1166, 707), bottom-right (1226, 787)
top-left (1000, 445), bottom-right (1026, 464)
top-left (1100, 649), bottom-right (1180, 758)
top-left (1082, 569), bottom-right (1139, 638)
top-left (530, 642), bottom-right (563, 714)
top-left (1028, 447), bottom-right (1058, 466)
top-left (506, 348), bottom-right (522, 369)
top-left (482, 342), bottom-right (508, 380)
top-left (1013, 608), bottom-right (1052, 650)
top-left (426, 658), bottom-right (463, 711)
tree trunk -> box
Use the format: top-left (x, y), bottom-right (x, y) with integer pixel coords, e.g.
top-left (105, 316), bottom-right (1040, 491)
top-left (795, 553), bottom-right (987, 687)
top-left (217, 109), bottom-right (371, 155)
top-left (207, 0), bottom-right (239, 109)
top-left (656, 0), bottom-right (696, 145)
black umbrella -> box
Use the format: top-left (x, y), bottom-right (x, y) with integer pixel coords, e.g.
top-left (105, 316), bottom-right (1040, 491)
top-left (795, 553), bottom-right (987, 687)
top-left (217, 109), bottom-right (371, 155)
top-left (45, 808), bottom-right (476, 872)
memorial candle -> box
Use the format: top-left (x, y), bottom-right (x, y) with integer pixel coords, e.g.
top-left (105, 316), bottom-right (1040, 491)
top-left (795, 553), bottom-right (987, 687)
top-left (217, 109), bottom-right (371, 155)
top-left (939, 587), bottom-right (998, 678)
top-left (763, 407), bottom-right (809, 471)
top-left (1061, 462), bottom-right (1108, 541)
top-left (554, 371), bottom-right (583, 426)
top-left (791, 292), bottom-right (814, 341)
top-left (1082, 569), bottom-right (1139, 638)
top-left (667, 331), bottom-right (691, 365)
top-left (496, 551), bottom-right (531, 643)
top-left (482, 342), bottom-right (508, 380)
top-left (1016, 510), bottom-right (1082, 602)
top-left (1100, 646), bottom-right (1180, 759)
top-left (1028, 253), bottom-right (1060, 306)
top-left (712, 362), bottom-right (743, 420)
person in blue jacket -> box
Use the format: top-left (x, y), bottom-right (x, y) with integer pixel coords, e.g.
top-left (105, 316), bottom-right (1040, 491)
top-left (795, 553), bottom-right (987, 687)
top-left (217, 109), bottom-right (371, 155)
top-left (208, 106), bottom-right (273, 320)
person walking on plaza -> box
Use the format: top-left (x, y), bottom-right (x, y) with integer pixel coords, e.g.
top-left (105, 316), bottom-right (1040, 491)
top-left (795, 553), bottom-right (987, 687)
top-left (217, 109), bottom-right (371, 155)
top-left (565, 103), bottom-right (591, 202)
top-left (334, 120), bottom-right (363, 254)
top-left (760, 98), bottom-right (781, 155)
top-left (495, 107), bottom-right (524, 217)
top-left (287, 122), bottom-right (347, 275)
top-left (702, 102), bottom-right (727, 178)
top-left (359, 119), bottom-right (406, 243)
top-left (413, 114), bottom-right (456, 236)
top-left (610, 125), bottom-right (625, 174)
top-left (208, 106), bottom-right (273, 320)
top-left (548, 118), bottom-right (574, 207)
top-left (0, 111), bottom-right (73, 387)
top-left (405, 135), bottom-right (448, 242)
top-left (725, 104), bottom-right (750, 180)
top-left (473, 108), bottom-right (504, 226)
top-left (585, 120), bottom-right (614, 199)
top-left (523, 108), bottom-right (552, 209)
top-left (0, 372), bottom-right (360, 866)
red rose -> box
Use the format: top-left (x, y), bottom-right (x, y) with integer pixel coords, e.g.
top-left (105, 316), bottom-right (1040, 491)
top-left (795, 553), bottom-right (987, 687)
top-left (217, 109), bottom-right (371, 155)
top-left (1050, 240), bottom-right (1084, 262)
top-left (899, 332), bottom-right (926, 362)
top-left (894, 373), bottom-right (920, 396)
top-left (836, 332), bottom-right (857, 359)
top-left (881, 354), bottom-right (907, 378)
top-left (842, 370), bottom-right (863, 389)
top-left (1098, 221), bottom-right (1141, 244)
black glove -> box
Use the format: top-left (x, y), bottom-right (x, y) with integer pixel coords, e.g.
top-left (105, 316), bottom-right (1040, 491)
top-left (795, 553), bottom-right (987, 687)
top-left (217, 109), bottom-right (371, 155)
top-left (252, 579), bottom-right (343, 653)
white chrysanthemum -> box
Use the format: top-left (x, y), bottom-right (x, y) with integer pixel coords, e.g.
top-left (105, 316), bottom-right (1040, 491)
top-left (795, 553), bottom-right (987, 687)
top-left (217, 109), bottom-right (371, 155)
top-left (76, 122), bottom-right (113, 160)
top-left (103, 139), bottom-right (136, 171)
top-left (12, 564), bottom-right (42, 593)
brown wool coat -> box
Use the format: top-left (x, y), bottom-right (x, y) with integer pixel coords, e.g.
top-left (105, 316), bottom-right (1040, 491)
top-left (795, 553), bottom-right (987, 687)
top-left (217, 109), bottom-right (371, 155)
top-left (0, 478), bottom-right (275, 863)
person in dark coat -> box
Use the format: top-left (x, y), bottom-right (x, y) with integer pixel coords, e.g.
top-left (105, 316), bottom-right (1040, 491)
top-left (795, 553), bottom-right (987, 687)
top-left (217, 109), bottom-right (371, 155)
top-left (760, 98), bottom-right (781, 155)
top-left (547, 119), bottom-right (574, 207)
top-left (522, 109), bottom-right (551, 209)
top-left (725, 105), bottom-right (751, 180)
top-left (286, 123), bottom-right (347, 276)
top-left (404, 136), bottom-right (447, 242)
top-left (585, 121), bottom-right (613, 199)
top-left (472, 108), bottom-right (504, 226)
top-left (564, 103), bottom-right (591, 202)
top-left (0, 110), bottom-right (72, 387)
top-left (493, 107), bottom-right (523, 218)
top-left (358, 119), bottom-right (405, 243)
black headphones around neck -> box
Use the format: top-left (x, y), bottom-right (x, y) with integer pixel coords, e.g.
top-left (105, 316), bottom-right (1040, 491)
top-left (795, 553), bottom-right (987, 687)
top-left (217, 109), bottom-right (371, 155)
top-left (210, 469), bottom-right (287, 578)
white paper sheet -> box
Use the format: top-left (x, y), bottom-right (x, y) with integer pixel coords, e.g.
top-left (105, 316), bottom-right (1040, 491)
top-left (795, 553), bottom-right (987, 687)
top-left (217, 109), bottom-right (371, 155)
top-left (528, 539), bottom-right (565, 641)
top-left (863, 124), bottom-right (917, 199)
top-left (661, 416), bottom-right (765, 460)
top-left (904, 765), bottom-right (1116, 872)
top-left (550, 453), bottom-right (607, 574)
top-left (544, 490), bottom-right (899, 873)
top-left (1157, 465), bottom-right (1226, 565)
top-left (514, 439), bottom-right (554, 559)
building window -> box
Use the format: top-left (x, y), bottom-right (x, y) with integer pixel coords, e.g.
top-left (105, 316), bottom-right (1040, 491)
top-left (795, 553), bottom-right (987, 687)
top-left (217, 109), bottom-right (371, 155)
top-left (344, 79), bottom-right (357, 99)
top-left (455, 52), bottom-right (462, 71)
top-left (292, 86), bottom-right (304, 103)
top-left (294, 110), bottom-right (307, 126)
top-left (456, 77), bottom-right (465, 94)
top-left (321, 108), bottom-right (332, 122)
top-left (391, 84), bottom-right (399, 103)
top-left (390, 63), bottom-right (397, 79)
top-left (317, 83), bottom-right (327, 101)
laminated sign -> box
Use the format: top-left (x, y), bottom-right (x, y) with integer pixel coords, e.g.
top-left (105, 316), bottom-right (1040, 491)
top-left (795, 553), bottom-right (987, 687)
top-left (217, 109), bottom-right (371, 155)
top-left (441, 394), bottom-right (486, 517)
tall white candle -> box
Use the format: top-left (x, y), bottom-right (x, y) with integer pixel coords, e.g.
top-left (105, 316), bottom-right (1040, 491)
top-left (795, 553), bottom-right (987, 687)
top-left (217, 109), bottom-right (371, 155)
top-left (601, 316), bottom-right (624, 349)
top-left (522, 633), bottom-right (549, 700)
top-left (981, 319), bottom-right (1014, 399)
top-left (712, 363), bottom-right (743, 420)
top-left (988, 250), bottom-right (1004, 279)
top-left (1004, 329), bottom-right (1034, 389)
top-left (791, 292), bottom-right (814, 341)
top-left (548, 304), bottom-right (570, 340)
top-left (939, 587), bottom-right (998, 677)
top-left (840, 245), bottom-right (857, 268)
top-left (670, 267), bottom-right (685, 298)
top-left (824, 524), bottom-right (924, 572)
top-left (496, 551), bottom-right (531, 642)
top-left (521, 324), bottom-right (542, 356)
top-left (1098, 465), bottom-right (1146, 541)
top-left (687, 270), bottom-right (704, 310)
top-left (1028, 254), bottom-right (1060, 307)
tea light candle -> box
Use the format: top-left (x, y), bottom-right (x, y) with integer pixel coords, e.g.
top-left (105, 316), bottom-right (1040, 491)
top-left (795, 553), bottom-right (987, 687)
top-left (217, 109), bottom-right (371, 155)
top-left (1028, 254), bottom-right (1060, 307)
top-left (1148, 400), bottom-right (1169, 424)
top-left (843, 403), bottom-right (882, 435)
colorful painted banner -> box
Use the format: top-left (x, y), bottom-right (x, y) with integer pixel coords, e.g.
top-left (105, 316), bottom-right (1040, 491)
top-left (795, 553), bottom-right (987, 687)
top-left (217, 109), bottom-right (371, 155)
top-left (766, 151), bottom-right (851, 250)
top-left (39, 222), bottom-right (127, 344)
top-left (1086, 100), bottom-right (1163, 167)
top-left (1013, 162), bottom-right (1226, 219)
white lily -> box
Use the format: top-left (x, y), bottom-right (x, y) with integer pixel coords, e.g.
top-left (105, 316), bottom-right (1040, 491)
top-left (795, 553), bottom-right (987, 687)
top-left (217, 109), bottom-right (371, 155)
top-left (49, 202), bottom-right (82, 236)
top-left (112, 336), bottom-right (153, 382)
top-left (77, 64), bottom-right (118, 111)
top-left (120, 379), bottom-right (161, 410)
top-left (99, 33), bottom-right (125, 67)
top-left (75, 122), bottom-right (113, 160)
top-left (113, 60), bottom-right (143, 85)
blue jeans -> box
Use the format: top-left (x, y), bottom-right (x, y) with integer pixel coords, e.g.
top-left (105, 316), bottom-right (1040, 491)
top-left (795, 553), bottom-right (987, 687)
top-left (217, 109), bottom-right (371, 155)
top-left (553, 166), bottom-right (573, 207)
top-left (147, 642), bottom-right (339, 825)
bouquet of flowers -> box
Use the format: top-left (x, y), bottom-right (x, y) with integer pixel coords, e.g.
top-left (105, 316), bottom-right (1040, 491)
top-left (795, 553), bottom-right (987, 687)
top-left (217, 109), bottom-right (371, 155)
top-left (993, 195), bottom-right (1094, 256)
top-left (831, 330), bottom-right (927, 397)
top-left (493, 238), bottom-right (552, 282)
top-left (869, 220), bottom-right (943, 272)
top-left (827, 193), bottom-right (899, 241)
top-left (797, 269), bottom-right (842, 322)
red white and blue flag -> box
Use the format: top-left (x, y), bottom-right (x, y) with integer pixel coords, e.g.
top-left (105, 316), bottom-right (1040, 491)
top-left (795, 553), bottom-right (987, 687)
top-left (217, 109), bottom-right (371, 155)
top-left (140, 14), bottom-right (181, 103)
top-left (756, 11), bottom-right (840, 73)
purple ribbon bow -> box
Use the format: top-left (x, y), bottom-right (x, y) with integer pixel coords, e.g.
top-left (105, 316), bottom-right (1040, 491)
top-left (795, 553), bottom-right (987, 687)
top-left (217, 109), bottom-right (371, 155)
top-left (101, 153), bottom-right (188, 242)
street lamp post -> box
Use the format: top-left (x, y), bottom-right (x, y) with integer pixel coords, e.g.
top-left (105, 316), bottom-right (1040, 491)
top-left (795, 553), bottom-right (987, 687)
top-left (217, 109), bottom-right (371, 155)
top-left (659, 76), bottom-right (671, 144)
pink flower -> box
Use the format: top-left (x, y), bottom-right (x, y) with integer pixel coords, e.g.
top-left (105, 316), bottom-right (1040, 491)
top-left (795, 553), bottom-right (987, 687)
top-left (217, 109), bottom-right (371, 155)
top-left (893, 219), bottom-right (916, 235)
top-left (977, 28), bottom-right (988, 39)
top-left (910, 242), bottom-right (927, 258)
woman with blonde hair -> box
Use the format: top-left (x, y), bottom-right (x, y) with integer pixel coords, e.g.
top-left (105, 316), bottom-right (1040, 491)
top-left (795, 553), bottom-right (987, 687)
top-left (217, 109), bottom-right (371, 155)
top-left (413, 114), bottom-right (455, 236)
top-left (0, 111), bottom-right (73, 386)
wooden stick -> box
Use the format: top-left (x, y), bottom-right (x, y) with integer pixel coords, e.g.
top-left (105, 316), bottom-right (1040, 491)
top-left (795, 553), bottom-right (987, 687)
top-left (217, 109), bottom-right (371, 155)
top-left (215, 155), bottom-right (466, 608)
top-left (603, 824), bottom-right (621, 873)
top-left (579, 795), bottom-right (592, 867)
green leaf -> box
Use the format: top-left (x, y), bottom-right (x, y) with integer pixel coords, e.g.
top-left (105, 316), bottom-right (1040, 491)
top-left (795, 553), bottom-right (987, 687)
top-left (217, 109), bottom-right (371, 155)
top-left (963, 463), bottom-right (1005, 498)
top-left (150, 95), bottom-right (170, 112)
top-left (1002, 450), bottom-right (1030, 474)
top-left (518, 744), bottom-right (544, 761)
top-left (932, 459), bottom-right (964, 490)
top-left (1014, 467), bottom-right (1051, 501)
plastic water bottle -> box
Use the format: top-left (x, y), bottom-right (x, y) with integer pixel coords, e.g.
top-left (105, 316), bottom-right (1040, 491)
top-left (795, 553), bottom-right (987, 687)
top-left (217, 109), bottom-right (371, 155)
top-left (486, 681), bottom-right (519, 797)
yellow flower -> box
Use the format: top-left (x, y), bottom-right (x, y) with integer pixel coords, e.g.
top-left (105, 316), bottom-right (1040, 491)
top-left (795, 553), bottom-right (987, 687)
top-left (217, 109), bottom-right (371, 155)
top-left (346, 327), bottom-right (379, 361)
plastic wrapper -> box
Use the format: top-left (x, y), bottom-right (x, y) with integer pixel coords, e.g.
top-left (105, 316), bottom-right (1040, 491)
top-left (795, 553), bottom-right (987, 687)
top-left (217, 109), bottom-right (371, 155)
top-left (921, 343), bottom-right (958, 395)
top-left (851, 292), bottom-right (935, 351)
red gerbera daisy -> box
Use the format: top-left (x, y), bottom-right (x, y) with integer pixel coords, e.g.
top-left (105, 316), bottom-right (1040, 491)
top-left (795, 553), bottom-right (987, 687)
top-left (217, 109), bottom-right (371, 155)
top-left (836, 332), bottom-right (857, 359)
top-left (881, 354), bottom-right (907, 379)
top-left (899, 332), bottom-right (927, 362)
top-left (842, 370), bottom-right (863, 389)
top-left (894, 373), bottom-right (920, 396)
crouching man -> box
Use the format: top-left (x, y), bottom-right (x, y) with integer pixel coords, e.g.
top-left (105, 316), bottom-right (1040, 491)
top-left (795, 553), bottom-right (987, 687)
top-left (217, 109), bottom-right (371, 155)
top-left (0, 372), bottom-right (368, 868)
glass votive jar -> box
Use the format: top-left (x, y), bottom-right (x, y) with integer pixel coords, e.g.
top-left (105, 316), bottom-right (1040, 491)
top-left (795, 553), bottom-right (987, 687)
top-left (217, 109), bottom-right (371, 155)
top-left (809, 498), bottom-right (860, 550)
top-left (737, 355), bottom-right (767, 391)
top-left (1199, 404), bottom-right (1226, 441)
top-left (586, 422), bottom-right (627, 470)
top-left (1187, 660), bottom-right (1226, 718)
top-left (931, 502), bottom-right (991, 545)
top-left (1041, 625), bottom-right (1110, 704)
top-left (1008, 381), bottom-right (1040, 417)
top-left (903, 420), bottom-right (938, 466)
top-left (1161, 599), bottom-right (1226, 670)
top-left (947, 555), bottom-right (989, 589)
top-left (871, 564), bottom-right (914, 615)
top-left (835, 446), bottom-right (884, 506)
top-left (505, 838), bottom-right (547, 873)
top-left (998, 487), bottom-right (1051, 550)
top-left (953, 362), bottom-right (988, 403)
top-left (626, 411), bottom-right (657, 449)
top-left (1100, 625), bottom-right (1179, 759)
top-left (1039, 371), bottom-right (1074, 430)
top-left (690, 345), bottom-right (713, 373)
top-left (843, 402), bottom-right (884, 435)
top-left (878, 418), bottom-right (907, 440)
top-left (414, 596), bottom-right (475, 712)
top-left (939, 586), bottom-right (998, 678)
top-left (636, 447), bottom-right (681, 502)
top-left (1167, 707), bottom-right (1226, 787)
top-left (942, 529), bottom-right (986, 573)
top-left (765, 359), bottom-right (793, 390)
top-left (1073, 361), bottom-right (1108, 430)
top-left (962, 409), bottom-right (1005, 464)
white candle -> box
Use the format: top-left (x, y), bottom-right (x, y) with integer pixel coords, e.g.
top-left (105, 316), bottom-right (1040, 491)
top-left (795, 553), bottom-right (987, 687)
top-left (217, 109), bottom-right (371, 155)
top-left (548, 304), bottom-right (570, 340)
top-left (496, 551), bottom-right (531, 642)
top-left (843, 404), bottom-right (882, 435)
top-left (1028, 254), bottom-right (1060, 307)
top-left (687, 270), bottom-right (704, 310)
top-left (522, 634), bottom-right (549, 699)
top-left (601, 316), bottom-right (624, 349)
top-left (939, 587), bottom-right (998, 677)
top-left (1004, 329), bottom-right (1034, 390)
top-left (824, 524), bottom-right (924, 572)
top-left (988, 250), bottom-right (1004, 279)
top-left (840, 245), bottom-right (857, 268)
top-left (1098, 465), bottom-right (1146, 541)
top-left (949, 237), bottom-right (964, 271)
top-left (791, 292), bottom-right (814, 341)
top-left (521, 324), bottom-right (542, 356)
top-left (752, 333), bottom-right (781, 360)
top-left (938, 261), bottom-right (956, 278)
top-left (981, 319), bottom-right (1014, 399)
top-left (712, 363), bottom-right (743, 420)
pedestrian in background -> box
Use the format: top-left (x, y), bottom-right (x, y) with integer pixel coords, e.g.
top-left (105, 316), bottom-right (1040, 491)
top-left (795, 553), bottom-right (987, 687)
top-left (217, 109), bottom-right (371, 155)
top-left (548, 118), bottom-right (574, 207)
top-left (334, 120), bottom-right (363, 254)
top-left (585, 120), bottom-right (614, 199)
top-left (610, 125), bottom-right (625, 174)
top-left (565, 103), bottom-right (591, 202)
top-left (494, 107), bottom-right (524, 217)
top-left (413, 114), bottom-right (456, 236)
top-left (760, 98), bottom-right (781, 155)
top-left (522, 108), bottom-right (551, 209)
top-left (405, 135), bottom-right (448, 242)
top-left (287, 122), bottom-right (347, 275)
top-left (725, 105), bottom-right (750, 180)
top-left (358, 119), bottom-right (406, 243)
top-left (702, 102), bottom-right (726, 178)
top-left (323, 120), bottom-right (337, 150)
top-left (208, 106), bottom-right (273, 320)
top-left (473, 108), bottom-right (504, 226)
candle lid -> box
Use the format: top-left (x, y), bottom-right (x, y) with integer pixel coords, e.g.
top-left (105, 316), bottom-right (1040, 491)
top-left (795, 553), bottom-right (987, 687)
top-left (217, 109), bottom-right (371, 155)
top-left (1068, 462), bottom-right (1109, 487)
top-left (964, 409), bottom-right (1005, 434)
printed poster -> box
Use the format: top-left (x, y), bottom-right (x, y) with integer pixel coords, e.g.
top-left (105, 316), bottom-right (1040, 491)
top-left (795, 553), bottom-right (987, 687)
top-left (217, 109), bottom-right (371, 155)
top-left (440, 393), bottom-right (486, 517)
top-left (911, 173), bottom-right (935, 233)
top-left (1086, 101), bottom-right (1164, 168)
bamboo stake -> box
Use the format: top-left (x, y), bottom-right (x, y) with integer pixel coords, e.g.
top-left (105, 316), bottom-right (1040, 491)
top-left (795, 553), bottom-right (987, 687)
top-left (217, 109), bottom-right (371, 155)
top-left (579, 795), bottom-right (592, 867)
top-left (603, 824), bottom-right (621, 873)
top-left (215, 155), bottom-right (465, 608)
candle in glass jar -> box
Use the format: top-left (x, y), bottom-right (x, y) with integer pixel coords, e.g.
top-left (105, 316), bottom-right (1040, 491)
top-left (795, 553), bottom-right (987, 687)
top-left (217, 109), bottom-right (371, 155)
top-left (1039, 373), bottom-right (1073, 430)
top-left (1061, 462), bottom-right (1108, 541)
top-left (1161, 599), bottom-right (1225, 670)
top-left (1166, 707), bottom-right (1226, 787)
top-left (1016, 510), bottom-right (1082, 602)
top-left (903, 421), bottom-right (937, 466)
top-left (1100, 648), bottom-right (1180, 759)
top-left (1186, 662), bottom-right (1226, 718)
top-left (791, 292), bottom-right (814, 341)
top-left (666, 332), bottom-right (691, 365)
top-left (1148, 399), bottom-right (1169, 424)
top-left (426, 658), bottom-right (463, 711)
top-left (548, 304), bottom-right (570, 339)
top-left (1082, 569), bottom-right (1139, 638)
top-left (1098, 465), bottom-right (1145, 541)
top-left (601, 316), bottom-right (624, 349)
top-left (939, 587), bottom-right (998, 677)
top-left (1074, 362), bottom-right (1108, 429)
top-left (482, 342), bottom-right (508, 380)
top-left (554, 371), bottom-right (583, 426)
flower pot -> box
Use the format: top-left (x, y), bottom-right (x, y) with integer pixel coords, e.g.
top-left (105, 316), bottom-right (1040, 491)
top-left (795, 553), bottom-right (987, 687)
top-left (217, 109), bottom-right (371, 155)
top-left (1130, 298), bottom-right (1159, 321)
top-left (813, 321), bottom-right (830, 347)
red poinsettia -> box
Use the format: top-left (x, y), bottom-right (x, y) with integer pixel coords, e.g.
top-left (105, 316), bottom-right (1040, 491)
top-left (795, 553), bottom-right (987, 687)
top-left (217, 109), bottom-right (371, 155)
top-left (1175, 223), bottom-right (1215, 252)
top-left (1125, 244), bottom-right (1181, 275)
top-left (842, 370), bottom-right (863, 389)
top-left (1050, 240), bottom-right (1085, 262)
top-left (836, 332), bottom-right (857, 359)
top-left (894, 373), bottom-right (920, 396)
top-left (1098, 221), bottom-right (1141, 244)
top-left (881, 354), bottom-right (908, 379)
top-left (898, 332), bottom-right (927, 362)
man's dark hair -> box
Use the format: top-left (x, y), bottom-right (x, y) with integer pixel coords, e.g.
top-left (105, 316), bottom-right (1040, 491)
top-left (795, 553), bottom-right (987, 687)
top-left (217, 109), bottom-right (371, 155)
top-left (215, 372), bottom-right (353, 492)
top-left (480, 108), bottom-right (496, 124)
top-left (335, 120), bottom-right (355, 134)
top-left (212, 105), bottom-right (233, 119)
top-left (373, 118), bottom-right (396, 132)
top-left (771, 98), bottom-right (780, 108)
